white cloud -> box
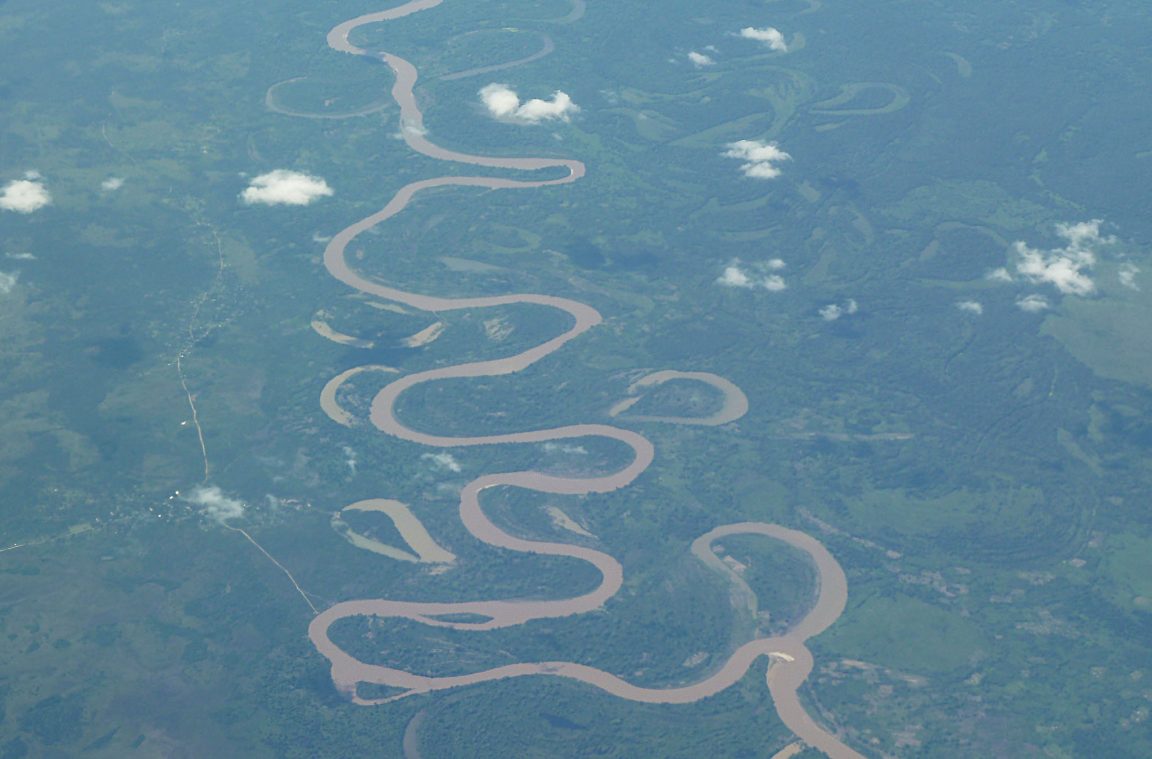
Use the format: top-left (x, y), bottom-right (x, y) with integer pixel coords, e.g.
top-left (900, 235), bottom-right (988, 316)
top-left (241, 170), bottom-right (333, 206)
top-left (1119, 263), bottom-right (1140, 291)
top-left (819, 298), bottom-right (858, 321)
top-left (688, 51), bottom-right (715, 68)
top-left (342, 445), bottom-right (358, 476)
top-left (480, 84), bottom-right (521, 117)
top-left (479, 83), bottom-right (579, 124)
top-left (724, 139), bottom-right (791, 179)
top-left (1014, 241), bottom-right (1095, 295)
top-left (716, 259), bottom-right (787, 291)
top-left (1016, 294), bottom-right (1049, 312)
top-left (422, 452), bottom-right (461, 473)
top-left (760, 274), bottom-right (787, 291)
top-left (186, 485), bottom-right (247, 524)
top-left (1056, 220), bottom-right (1109, 250)
top-left (0, 178), bottom-right (52, 214)
top-left (1011, 219), bottom-right (1114, 296)
top-left (4, 252), bottom-right (35, 261)
top-left (739, 26), bottom-right (788, 52)
top-left (717, 266), bottom-right (751, 288)
top-left (819, 304), bottom-right (842, 321)
top-left (986, 267), bottom-right (1014, 283)
top-left (956, 300), bottom-right (984, 315)
top-left (23, 170), bottom-right (42, 180)
top-left (101, 177), bottom-right (125, 192)
top-left (0, 271), bottom-right (17, 295)
top-left (543, 442), bottom-right (588, 455)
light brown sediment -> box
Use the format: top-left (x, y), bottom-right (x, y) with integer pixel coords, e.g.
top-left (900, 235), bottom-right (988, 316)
top-left (772, 741), bottom-right (807, 759)
top-left (311, 314), bottom-right (375, 348)
top-left (335, 499), bottom-right (456, 564)
top-left (402, 709), bottom-right (426, 759)
top-left (549, 0), bottom-right (587, 24)
top-left (546, 505), bottom-right (595, 538)
top-left (402, 321), bottom-right (444, 347)
top-left (331, 510), bottom-right (421, 563)
top-left (306, 2), bottom-right (861, 756)
top-left (319, 365), bottom-right (399, 427)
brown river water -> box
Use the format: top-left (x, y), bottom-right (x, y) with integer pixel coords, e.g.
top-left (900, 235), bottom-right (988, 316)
top-left (306, 2), bottom-right (863, 756)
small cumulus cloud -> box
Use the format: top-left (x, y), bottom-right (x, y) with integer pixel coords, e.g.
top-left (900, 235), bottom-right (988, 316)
top-left (5, 252), bottom-right (36, 261)
top-left (185, 485), bottom-right (247, 524)
top-left (422, 452), bottom-right (462, 473)
top-left (819, 298), bottom-right (858, 322)
top-left (101, 177), bottom-right (125, 192)
top-left (1014, 241), bottom-right (1094, 295)
top-left (1, 177), bottom-right (52, 214)
top-left (956, 300), bottom-right (984, 315)
top-left (717, 266), bottom-right (752, 288)
top-left (1119, 263), bottom-right (1140, 291)
top-left (739, 26), bottom-right (788, 52)
top-left (724, 139), bottom-right (791, 179)
top-left (986, 267), bottom-right (1014, 283)
top-left (0, 271), bottom-right (18, 295)
top-left (688, 51), bottom-right (715, 68)
top-left (1015, 294), bottom-right (1049, 313)
top-left (543, 442), bottom-right (588, 455)
top-left (479, 83), bottom-right (579, 124)
top-left (1011, 219), bottom-right (1113, 296)
top-left (716, 259), bottom-right (787, 291)
top-left (241, 169), bottom-right (333, 206)
top-left (819, 304), bottom-right (842, 321)
top-left (1057, 220), bottom-right (1110, 249)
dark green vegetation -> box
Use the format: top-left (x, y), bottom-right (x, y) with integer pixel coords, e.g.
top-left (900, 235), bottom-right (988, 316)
top-left (1, 0), bottom-right (1151, 756)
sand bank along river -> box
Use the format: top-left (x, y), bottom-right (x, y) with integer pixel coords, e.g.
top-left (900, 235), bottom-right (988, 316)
top-left (304, 2), bottom-right (863, 756)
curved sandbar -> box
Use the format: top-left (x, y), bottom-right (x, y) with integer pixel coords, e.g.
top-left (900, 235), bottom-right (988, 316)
top-left (549, 0), bottom-right (587, 25)
top-left (608, 370), bottom-right (750, 426)
top-left (312, 313), bottom-right (375, 348)
top-left (403, 321), bottom-right (444, 347)
top-left (333, 499), bottom-right (455, 564)
top-left (306, 2), bottom-right (861, 756)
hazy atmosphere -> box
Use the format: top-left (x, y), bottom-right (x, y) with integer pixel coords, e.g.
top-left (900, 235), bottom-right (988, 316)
top-left (1, 0), bottom-right (1150, 756)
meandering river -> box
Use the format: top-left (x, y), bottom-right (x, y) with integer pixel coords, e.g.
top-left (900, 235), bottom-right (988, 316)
top-left (303, 2), bottom-right (863, 756)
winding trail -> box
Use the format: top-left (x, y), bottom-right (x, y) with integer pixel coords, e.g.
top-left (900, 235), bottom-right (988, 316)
top-left (305, 2), bottom-right (862, 756)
